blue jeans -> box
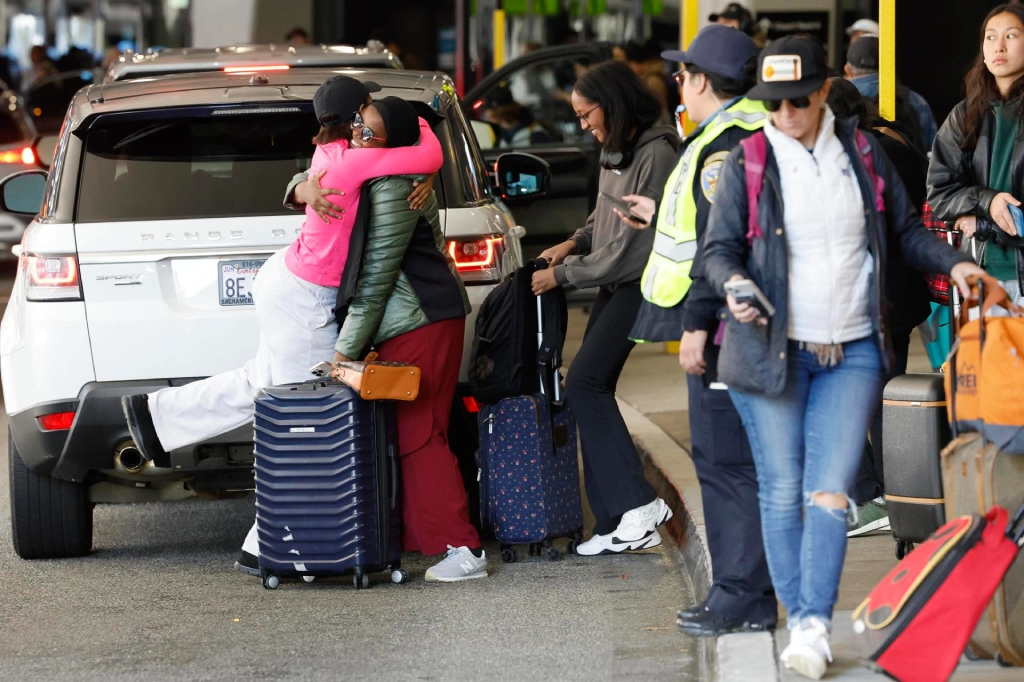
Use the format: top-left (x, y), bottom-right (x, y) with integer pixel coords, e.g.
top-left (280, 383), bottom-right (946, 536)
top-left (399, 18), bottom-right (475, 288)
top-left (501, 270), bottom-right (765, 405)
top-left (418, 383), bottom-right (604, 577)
top-left (729, 337), bottom-right (884, 628)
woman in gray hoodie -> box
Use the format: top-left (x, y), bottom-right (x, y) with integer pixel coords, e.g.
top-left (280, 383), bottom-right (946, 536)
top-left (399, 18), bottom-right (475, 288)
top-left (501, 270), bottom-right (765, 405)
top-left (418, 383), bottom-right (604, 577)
top-left (531, 60), bottom-right (679, 556)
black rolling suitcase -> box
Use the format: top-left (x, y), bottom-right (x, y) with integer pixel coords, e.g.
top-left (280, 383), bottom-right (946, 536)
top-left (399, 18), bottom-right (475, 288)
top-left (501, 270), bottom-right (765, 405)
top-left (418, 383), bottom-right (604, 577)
top-left (883, 373), bottom-right (951, 557)
top-left (884, 287), bottom-right (959, 559)
top-left (253, 380), bottom-right (406, 590)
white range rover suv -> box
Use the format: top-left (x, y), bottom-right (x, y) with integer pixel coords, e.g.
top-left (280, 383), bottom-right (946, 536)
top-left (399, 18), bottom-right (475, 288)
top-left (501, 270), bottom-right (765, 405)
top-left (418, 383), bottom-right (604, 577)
top-left (1, 68), bottom-right (548, 559)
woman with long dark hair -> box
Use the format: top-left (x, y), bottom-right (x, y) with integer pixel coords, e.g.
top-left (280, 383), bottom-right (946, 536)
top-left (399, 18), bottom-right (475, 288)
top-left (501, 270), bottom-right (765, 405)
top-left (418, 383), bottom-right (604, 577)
top-left (929, 4), bottom-right (1024, 306)
top-left (531, 60), bottom-right (679, 556)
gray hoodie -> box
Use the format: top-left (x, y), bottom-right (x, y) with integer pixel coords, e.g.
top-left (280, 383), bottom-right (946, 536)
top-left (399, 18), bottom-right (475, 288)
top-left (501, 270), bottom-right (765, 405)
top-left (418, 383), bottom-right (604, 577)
top-left (552, 125), bottom-right (679, 290)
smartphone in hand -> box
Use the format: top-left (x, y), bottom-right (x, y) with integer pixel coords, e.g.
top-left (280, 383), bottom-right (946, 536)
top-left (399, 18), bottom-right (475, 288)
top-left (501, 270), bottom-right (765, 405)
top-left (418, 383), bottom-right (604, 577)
top-left (723, 279), bottom-right (775, 318)
top-left (599, 192), bottom-right (646, 224)
top-left (1009, 204), bottom-right (1024, 237)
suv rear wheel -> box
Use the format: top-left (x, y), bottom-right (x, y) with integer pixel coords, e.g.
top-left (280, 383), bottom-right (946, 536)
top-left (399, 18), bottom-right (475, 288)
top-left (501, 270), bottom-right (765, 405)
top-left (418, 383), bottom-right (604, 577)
top-left (9, 428), bottom-right (93, 559)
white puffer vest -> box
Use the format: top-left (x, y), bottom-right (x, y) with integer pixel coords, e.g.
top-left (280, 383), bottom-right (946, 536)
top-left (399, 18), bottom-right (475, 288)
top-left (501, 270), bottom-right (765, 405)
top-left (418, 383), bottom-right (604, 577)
top-left (764, 107), bottom-right (874, 345)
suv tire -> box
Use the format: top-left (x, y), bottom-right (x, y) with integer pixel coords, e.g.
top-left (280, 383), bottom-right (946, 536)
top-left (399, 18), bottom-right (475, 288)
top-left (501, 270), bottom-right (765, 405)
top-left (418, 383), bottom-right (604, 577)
top-left (9, 428), bottom-right (93, 559)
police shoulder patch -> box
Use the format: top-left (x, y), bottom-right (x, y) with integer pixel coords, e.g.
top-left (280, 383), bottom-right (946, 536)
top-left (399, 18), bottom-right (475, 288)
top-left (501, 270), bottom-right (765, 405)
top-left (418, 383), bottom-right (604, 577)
top-left (700, 151), bottom-right (730, 203)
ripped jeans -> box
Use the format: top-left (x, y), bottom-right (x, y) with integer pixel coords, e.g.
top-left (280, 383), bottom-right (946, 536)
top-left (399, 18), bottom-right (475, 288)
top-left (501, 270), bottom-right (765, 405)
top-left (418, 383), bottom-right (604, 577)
top-left (729, 337), bottom-right (883, 628)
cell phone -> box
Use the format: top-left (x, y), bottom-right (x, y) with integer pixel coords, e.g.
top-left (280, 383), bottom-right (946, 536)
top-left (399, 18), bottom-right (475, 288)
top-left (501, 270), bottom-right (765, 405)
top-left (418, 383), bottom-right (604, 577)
top-left (599, 192), bottom-right (646, 224)
top-left (309, 361), bottom-right (333, 377)
top-left (723, 279), bottom-right (776, 318)
top-left (1009, 204), bottom-right (1024, 237)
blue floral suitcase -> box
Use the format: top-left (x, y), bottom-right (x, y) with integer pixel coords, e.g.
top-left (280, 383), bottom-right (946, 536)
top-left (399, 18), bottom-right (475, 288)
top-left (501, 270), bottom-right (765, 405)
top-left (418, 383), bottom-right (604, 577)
top-left (253, 380), bottom-right (406, 590)
top-left (478, 396), bottom-right (584, 563)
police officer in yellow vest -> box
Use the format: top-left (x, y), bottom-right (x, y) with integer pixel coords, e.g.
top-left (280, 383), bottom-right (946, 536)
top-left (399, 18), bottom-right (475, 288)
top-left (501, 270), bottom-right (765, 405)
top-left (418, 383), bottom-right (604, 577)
top-left (615, 25), bottom-right (777, 637)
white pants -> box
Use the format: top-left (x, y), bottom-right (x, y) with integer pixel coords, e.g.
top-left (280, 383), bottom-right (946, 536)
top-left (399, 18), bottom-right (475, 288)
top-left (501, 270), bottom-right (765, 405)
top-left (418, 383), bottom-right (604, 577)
top-left (149, 248), bottom-right (339, 452)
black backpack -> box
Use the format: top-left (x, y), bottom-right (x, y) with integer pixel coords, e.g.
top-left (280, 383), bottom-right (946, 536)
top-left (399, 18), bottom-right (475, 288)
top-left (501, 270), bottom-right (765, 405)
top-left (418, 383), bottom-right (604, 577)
top-left (469, 260), bottom-right (567, 404)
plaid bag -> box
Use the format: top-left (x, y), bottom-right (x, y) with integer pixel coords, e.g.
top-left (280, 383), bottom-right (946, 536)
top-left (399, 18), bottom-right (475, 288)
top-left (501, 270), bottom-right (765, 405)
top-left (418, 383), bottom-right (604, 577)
top-left (921, 202), bottom-right (963, 305)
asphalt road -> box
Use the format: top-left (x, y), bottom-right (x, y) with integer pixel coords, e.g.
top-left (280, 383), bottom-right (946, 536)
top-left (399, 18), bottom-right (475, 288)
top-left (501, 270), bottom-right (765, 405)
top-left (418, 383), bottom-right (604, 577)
top-left (0, 260), bottom-right (699, 682)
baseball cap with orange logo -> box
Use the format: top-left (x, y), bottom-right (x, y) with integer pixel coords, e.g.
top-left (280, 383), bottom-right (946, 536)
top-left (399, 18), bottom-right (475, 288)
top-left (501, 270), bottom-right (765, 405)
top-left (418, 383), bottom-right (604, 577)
top-left (747, 35), bottom-right (828, 102)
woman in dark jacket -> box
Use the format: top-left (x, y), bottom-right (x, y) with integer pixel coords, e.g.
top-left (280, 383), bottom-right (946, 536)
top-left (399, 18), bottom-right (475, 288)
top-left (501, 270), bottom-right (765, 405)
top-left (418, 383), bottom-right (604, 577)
top-left (928, 4), bottom-right (1024, 307)
top-left (329, 97), bottom-right (484, 583)
top-left (701, 37), bottom-right (979, 680)
top-left (530, 60), bottom-right (679, 557)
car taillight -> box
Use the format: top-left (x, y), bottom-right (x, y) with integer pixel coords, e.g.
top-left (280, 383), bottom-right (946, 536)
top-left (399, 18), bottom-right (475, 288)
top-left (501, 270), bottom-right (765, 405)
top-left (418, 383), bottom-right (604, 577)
top-left (38, 411), bottom-right (75, 431)
top-left (462, 396), bottom-right (481, 413)
top-left (224, 64), bottom-right (290, 73)
top-left (0, 147), bottom-right (34, 164)
top-left (22, 255), bottom-right (82, 301)
top-left (447, 237), bottom-right (505, 284)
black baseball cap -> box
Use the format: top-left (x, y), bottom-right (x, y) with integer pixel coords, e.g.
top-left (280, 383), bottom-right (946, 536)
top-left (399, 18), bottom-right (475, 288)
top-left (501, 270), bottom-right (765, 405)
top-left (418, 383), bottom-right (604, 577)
top-left (709, 3), bottom-right (753, 26)
top-left (661, 24), bottom-right (758, 82)
top-left (313, 75), bottom-right (382, 123)
top-left (847, 36), bottom-right (879, 71)
top-left (747, 35), bottom-right (829, 101)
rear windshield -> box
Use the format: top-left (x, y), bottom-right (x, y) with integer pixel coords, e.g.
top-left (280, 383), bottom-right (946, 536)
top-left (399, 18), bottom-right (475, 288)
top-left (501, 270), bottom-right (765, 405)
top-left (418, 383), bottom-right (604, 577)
top-left (77, 107), bottom-right (319, 222)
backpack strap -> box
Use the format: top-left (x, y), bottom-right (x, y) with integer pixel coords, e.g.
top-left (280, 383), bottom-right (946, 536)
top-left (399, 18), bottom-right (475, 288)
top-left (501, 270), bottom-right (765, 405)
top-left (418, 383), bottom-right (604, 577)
top-left (855, 129), bottom-right (886, 213)
top-left (739, 131), bottom-right (768, 246)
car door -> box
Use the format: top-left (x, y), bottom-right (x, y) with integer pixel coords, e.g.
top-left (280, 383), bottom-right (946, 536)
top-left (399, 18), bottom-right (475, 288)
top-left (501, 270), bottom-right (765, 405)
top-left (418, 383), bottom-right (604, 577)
top-left (465, 44), bottom-right (612, 255)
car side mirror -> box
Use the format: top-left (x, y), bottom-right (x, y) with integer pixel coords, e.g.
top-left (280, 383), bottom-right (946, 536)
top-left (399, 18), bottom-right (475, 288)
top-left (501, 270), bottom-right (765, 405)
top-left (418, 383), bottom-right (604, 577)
top-left (0, 170), bottom-right (47, 215)
top-left (494, 153), bottom-right (551, 201)
top-left (33, 134), bottom-right (60, 170)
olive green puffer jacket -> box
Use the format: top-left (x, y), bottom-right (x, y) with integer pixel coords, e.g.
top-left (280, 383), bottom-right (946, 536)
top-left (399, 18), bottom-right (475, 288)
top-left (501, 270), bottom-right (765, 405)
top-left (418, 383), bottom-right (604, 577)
top-left (334, 175), bottom-right (470, 358)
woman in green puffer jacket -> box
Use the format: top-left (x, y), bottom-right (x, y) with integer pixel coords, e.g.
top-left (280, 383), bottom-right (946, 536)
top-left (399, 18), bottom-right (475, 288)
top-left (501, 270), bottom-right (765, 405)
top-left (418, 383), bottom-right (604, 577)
top-left (328, 97), bottom-right (487, 584)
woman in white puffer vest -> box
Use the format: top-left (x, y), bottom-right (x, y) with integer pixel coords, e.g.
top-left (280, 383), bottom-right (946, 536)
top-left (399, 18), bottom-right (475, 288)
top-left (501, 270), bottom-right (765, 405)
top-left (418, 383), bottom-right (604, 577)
top-left (700, 37), bottom-right (981, 680)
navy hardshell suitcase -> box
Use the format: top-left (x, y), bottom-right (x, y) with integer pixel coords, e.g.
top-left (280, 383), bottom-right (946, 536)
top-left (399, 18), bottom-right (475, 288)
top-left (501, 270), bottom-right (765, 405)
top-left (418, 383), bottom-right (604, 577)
top-left (479, 397), bottom-right (583, 562)
top-left (253, 380), bottom-right (406, 590)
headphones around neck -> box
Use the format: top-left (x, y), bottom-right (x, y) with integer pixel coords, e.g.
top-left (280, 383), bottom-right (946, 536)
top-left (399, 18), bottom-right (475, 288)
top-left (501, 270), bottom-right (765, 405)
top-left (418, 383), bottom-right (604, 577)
top-left (599, 146), bottom-right (635, 171)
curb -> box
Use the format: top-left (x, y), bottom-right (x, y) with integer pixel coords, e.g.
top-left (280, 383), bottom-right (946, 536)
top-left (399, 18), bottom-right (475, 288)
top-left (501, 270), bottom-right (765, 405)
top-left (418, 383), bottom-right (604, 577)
top-left (617, 398), bottom-right (779, 682)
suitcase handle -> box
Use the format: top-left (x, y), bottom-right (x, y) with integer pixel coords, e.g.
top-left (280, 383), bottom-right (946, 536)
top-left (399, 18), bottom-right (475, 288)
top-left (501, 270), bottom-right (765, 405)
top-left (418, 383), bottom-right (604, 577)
top-left (1009, 502), bottom-right (1024, 544)
top-left (389, 443), bottom-right (398, 511)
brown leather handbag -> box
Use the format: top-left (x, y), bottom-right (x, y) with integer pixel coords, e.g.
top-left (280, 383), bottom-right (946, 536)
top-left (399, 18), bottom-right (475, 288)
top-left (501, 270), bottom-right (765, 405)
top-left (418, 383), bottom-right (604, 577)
top-left (331, 352), bottom-right (421, 401)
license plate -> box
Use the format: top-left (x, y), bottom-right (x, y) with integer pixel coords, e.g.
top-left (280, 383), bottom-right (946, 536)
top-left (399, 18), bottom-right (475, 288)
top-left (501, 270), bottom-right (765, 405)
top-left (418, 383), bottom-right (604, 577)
top-left (218, 259), bottom-right (265, 306)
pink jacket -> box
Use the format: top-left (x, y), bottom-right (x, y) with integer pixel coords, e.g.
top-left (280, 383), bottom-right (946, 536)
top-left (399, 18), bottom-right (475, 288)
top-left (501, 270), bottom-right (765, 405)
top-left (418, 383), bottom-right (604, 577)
top-left (284, 118), bottom-right (443, 287)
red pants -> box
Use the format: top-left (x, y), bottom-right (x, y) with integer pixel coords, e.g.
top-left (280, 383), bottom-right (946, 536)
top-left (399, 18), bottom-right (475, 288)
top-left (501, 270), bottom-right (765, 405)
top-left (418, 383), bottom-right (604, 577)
top-left (377, 317), bottom-right (479, 556)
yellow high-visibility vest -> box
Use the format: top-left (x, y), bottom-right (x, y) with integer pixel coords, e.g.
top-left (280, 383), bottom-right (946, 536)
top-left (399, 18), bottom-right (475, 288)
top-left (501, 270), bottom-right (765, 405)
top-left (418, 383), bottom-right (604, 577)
top-left (641, 98), bottom-right (766, 307)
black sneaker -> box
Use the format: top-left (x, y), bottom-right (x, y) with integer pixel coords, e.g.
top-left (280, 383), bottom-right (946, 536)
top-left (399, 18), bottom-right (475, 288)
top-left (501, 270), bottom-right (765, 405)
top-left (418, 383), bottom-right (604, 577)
top-left (677, 604), bottom-right (705, 621)
top-left (234, 550), bottom-right (259, 577)
top-left (677, 607), bottom-right (777, 637)
top-left (121, 394), bottom-right (166, 462)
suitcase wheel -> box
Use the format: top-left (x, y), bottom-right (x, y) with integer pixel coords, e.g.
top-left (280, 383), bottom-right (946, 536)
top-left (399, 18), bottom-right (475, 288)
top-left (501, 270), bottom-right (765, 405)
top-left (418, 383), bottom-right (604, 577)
top-left (500, 547), bottom-right (517, 564)
top-left (353, 573), bottom-right (371, 590)
top-left (302, 575), bottom-right (315, 584)
top-left (895, 540), bottom-right (914, 561)
top-left (262, 574), bottom-right (281, 590)
top-left (390, 569), bottom-right (409, 584)
top-left (997, 653), bottom-right (1015, 668)
top-left (567, 531), bottom-right (583, 556)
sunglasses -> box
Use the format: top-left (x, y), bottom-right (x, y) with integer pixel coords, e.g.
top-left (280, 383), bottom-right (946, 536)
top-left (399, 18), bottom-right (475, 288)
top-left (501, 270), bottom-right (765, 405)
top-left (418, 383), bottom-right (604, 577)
top-left (766, 97), bottom-right (812, 112)
top-left (352, 111), bottom-right (386, 143)
top-left (672, 69), bottom-right (685, 85)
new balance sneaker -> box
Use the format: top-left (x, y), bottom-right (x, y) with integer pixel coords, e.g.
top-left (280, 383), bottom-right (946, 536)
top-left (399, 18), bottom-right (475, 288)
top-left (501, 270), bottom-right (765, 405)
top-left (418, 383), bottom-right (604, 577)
top-left (610, 497), bottom-right (674, 543)
top-left (424, 546), bottom-right (488, 582)
top-left (121, 394), bottom-right (166, 462)
top-left (781, 617), bottom-right (833, 680)
top-left (575, 529), bottom-right (662, 556)
top-left (234, 550), bottom-right (259, 577)
top-left (847, 498), bottom-right (890, 537)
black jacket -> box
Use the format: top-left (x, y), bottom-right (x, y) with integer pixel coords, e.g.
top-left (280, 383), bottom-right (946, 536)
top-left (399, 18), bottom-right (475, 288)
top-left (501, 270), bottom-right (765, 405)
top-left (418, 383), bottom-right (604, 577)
top-left (928, 97), bottom-right (1024, 258)
top-left (869, 124), bottom-right (933, 335)
top-left (702, 117), bottom-right (970, 397)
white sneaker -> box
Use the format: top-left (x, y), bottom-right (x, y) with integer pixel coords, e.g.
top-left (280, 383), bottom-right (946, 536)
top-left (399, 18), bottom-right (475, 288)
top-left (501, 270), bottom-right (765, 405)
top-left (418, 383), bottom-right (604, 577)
top-left (575, 529), bottom-right (662, 556)
top-left (781, 617), bottom-right (832, 680)
top-left (611, 497), bottom-right (674, 543)
top-left (424, 546), bottom-right (488, 583)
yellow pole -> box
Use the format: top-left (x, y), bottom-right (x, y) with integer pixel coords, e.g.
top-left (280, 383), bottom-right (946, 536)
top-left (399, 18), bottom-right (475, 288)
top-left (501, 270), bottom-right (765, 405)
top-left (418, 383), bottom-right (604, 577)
top-left (493, 10), bottom-right (506, 71)
top-left (879, 0), bottom-right (896, 121)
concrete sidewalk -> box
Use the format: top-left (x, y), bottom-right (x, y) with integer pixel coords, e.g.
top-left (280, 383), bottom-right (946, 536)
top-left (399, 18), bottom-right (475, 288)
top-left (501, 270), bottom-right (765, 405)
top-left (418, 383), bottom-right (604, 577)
top-left (563, 308), bottom-right (1024, 682)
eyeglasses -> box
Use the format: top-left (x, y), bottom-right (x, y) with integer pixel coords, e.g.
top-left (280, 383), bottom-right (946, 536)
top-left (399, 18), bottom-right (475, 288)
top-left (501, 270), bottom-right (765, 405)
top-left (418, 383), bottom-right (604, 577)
top-left (576, 104), bottom-right (600, 124)
top-left (767, 97), bottom-right (812, 112)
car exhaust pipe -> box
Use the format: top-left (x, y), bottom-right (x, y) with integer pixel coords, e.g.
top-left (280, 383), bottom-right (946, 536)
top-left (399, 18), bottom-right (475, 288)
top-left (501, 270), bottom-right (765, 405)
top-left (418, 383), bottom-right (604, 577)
top-left (114, 441), bottom-right (149, 474)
